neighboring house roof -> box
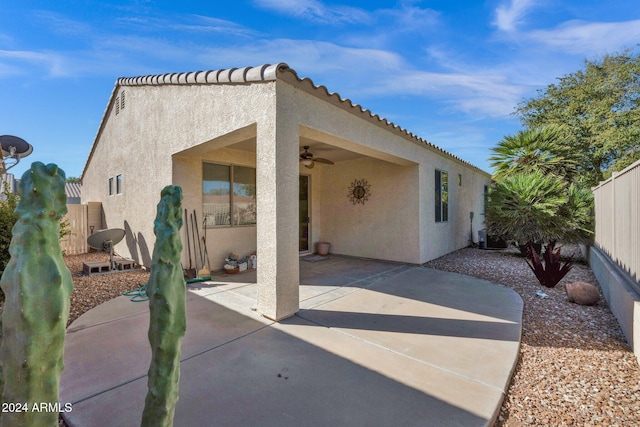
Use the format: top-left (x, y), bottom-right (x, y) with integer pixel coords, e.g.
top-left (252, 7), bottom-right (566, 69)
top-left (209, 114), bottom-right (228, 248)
top-left (65, 181), bottom-right (82, 199)
top-left (0, 173), bottom-right (17, 194)
top-left (82, 63), bottom-right (489, 178)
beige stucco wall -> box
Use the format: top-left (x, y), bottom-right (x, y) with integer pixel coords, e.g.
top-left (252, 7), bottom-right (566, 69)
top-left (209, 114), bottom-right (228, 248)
top-left (319, 157), bottom-right (420, 263)
top-left (315, 147), bottom-right (489, 264)
top-left (82, 83), bottom-right (277, 268)
top-left (417, 158), bottom-right (489, 262)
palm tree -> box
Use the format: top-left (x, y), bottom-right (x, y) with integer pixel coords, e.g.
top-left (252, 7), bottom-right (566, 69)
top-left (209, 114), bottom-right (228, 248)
top-left (489, 126), bottom-right (578, 182)
top-left (486, 171), bottom-right (568, 245)
top-left (486, 125), bottom-right (594, 245)
top-left (487, 126), bottom-right (594, 287)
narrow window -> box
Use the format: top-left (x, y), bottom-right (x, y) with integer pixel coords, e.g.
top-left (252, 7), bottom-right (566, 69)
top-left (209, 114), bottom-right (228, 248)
top-left (121, 91), bottom-right (125, 110)
top-left (435, 170), bottom-right (448, 222)
top-left (458, 173), bottom-right (462, 186)
top-left (109, 177), bottom-right (114, 196)
top-left (115, 96), bottom-right (120, 115)
top-left (442, 171), bottom-right (448, 221)
top-left (116, 174), bottom-right (122, 194)
top-left (484, 185), bottom-right (489, 216)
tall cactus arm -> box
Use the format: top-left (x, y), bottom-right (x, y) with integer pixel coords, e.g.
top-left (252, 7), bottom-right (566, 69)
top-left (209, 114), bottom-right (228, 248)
top-left (142, 185), bottom-right (186, 427)
top-left (0, 162), bottom-right (72, 427)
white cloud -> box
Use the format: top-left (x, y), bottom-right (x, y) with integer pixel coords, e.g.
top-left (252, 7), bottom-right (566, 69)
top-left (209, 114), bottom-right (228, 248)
top-left (527, 19), bottom-right (640, 55)
top-left (0, 49), bottom-right (68, 78)
top-left (493, 0), bottom-right (539, 32)
top-left (196, 38), bottom-right (404, 77)
top-left (376, 2), bottom-right (440, 32)
top-left (366, 69), bottom-right (527, 118)
top-left (0, 35), bottom-right (192, 80)
top-left (190, 37), bottom-right (526, 118)
top-left (117, 15), bottom-right (259, 38)
top-left (183, 15), bottom-right (260, 37)
top-left (253, 0), bottom-right (370, 25)
top-left (33, 10), bottom-right (93, 37)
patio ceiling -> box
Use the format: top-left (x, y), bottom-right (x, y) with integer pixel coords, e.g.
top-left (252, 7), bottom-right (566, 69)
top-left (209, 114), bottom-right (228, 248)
top-left (175, 123), bottom-right (414, 166)
top-left (230, 137), bottom-right (366, 164)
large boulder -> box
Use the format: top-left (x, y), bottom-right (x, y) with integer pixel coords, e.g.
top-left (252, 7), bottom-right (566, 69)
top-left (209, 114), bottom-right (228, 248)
top-left (565, 281), bottom-right (600, 306)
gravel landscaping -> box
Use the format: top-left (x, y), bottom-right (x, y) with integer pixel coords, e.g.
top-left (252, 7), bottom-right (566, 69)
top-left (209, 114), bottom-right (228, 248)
top-left (43, 247), bottom-right (640, 425)
top-left (64, 252), bottom-right (149, 325)
top-left (424, 246), bottom-right (640, 426)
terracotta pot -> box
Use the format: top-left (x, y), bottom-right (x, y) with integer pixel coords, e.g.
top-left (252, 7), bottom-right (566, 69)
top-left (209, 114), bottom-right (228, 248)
top-left (316, 242), bottom-right (330, 256)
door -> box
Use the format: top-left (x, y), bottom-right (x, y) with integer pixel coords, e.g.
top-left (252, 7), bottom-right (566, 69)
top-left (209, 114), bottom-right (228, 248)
top-left (299, 175), bottom-right (310, 252)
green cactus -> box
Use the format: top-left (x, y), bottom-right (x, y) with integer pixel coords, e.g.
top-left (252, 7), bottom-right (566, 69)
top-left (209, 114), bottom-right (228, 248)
top-left (0, 162), bottom-right (72, 427)
top-left (142, 185), bottom-right (186, 427)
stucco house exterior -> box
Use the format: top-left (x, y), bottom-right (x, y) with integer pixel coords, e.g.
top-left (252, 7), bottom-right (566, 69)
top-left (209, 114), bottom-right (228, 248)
top-left (81, 63), bottom-right (491, 320)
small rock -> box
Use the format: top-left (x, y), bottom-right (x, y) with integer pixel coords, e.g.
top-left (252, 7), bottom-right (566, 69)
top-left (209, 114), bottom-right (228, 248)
top-left (565, 281), bottom-right (600, 306)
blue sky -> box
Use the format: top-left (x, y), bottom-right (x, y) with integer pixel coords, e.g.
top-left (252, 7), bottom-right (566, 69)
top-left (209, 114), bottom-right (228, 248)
top-left (1, 0), bottom-right (639, 179)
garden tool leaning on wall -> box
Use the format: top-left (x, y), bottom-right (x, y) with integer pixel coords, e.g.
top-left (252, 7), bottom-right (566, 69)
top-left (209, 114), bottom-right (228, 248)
top-left (193, 210), bottom-right (210, 278)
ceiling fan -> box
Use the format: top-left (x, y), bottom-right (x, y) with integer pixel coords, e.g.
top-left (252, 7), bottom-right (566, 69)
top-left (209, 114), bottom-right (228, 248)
top-left (299, 146), bottom-right (334, 169)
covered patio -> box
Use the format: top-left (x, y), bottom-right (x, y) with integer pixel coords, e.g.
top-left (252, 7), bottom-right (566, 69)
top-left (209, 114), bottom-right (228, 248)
top-left (172, 122), bottom-right (421, 322)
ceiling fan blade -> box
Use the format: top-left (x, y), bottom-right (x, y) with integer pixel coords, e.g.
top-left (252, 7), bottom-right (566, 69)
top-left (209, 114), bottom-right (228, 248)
top-left (313, 157), bottom-right (334, 165)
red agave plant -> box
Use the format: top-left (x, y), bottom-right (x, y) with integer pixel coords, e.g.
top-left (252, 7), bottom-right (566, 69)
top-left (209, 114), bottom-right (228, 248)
top-left (525, 240), bottom-right (573, 288)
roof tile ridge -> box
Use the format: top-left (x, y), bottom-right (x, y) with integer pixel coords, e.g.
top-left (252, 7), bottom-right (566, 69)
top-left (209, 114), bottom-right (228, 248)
top-left (204, 69), bottom-right (222, 84)
top-left (217, 67), bottom-right (237, 83)
top-left (116, 63), bottom-right (289, 87)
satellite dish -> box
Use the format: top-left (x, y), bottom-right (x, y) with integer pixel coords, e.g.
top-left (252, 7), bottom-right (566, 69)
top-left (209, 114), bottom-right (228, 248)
top-left (87, 228), bottom-right (125, 270)
top-left (0, 135), bottom-right (33, 158)
top-left (0, 135), bottom-right (33, 173)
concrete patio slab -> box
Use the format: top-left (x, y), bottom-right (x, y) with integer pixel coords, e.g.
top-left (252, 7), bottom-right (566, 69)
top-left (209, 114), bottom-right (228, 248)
top-left (60, 255), bottom-right (523, 427)
top-left (297, 267), bottom-right (522, 391)
top-left (61, 292), bottom-right (270, 405)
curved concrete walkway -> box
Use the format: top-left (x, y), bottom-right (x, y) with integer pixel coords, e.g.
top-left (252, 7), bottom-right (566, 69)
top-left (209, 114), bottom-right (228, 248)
top-left (60, 256), bottom-right (522, 427)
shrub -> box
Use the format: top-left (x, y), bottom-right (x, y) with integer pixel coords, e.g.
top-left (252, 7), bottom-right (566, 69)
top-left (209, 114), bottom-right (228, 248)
top-left (486, 171), bottom-right (568, 244)
top-left (0, 183), bottom-right (19, 273)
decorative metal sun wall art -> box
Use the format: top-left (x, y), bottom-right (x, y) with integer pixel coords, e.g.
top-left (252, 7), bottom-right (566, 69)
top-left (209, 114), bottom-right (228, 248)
top-left (347, 178), bottom-right (371, 205)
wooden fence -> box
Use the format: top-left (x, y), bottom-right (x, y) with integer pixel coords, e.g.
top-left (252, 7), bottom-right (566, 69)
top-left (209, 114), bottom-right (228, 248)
top-left (60, 202), bottom-right (103, 255)
top-left (593, 159), bottom-right (640, 283)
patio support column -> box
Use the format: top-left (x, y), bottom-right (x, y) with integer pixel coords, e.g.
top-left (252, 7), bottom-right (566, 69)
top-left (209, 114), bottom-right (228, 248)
top-left (255, 119), bottom-right (300, 321)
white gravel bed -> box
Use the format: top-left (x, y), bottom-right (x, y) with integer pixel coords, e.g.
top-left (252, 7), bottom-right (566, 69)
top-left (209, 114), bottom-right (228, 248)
top-left (423, 246), bottom-right (640, 426)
